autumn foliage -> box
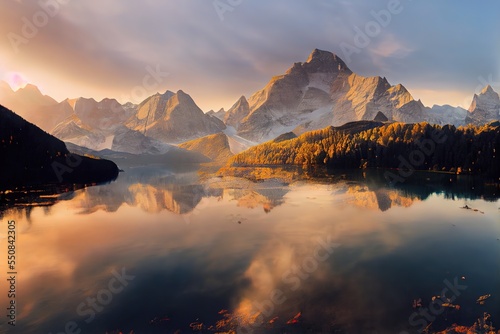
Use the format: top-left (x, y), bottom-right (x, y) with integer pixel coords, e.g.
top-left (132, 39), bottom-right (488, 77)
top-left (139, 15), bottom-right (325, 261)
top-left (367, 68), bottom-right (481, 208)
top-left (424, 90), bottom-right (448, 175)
top-left (230, 121), bottom-right (500, 177)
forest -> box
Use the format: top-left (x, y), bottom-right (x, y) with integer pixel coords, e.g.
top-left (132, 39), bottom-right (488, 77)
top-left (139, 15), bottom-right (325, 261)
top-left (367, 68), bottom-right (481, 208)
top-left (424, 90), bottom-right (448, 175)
top-left (230, 121), bottom-right (500, 178)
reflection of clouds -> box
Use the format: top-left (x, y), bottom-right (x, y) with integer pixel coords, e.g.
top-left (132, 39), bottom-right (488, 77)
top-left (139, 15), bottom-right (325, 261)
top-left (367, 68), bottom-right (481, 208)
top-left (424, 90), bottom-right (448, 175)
top-left (227, 183), bottom-right (428, 331)
top-left (3, 168), bottom-right (500, 334)
top-left (2, 179), bottom-right (499, 333)
top-left (234, 241), bottom-right (298, 322)
top-left (2, 197), bottom-right (278, 333)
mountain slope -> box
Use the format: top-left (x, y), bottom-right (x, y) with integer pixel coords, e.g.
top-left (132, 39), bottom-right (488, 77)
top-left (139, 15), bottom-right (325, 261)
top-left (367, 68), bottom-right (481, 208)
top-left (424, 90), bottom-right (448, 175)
top-left (51, 97), bottom-right (169, 153)
top-left (224, 96), bottom-right (250, 129)
top-left (234, 49), bottom-right (428, 142)
top-left (65, 142), bottom-right (210, 168)
top-left (466, 85), bottom-right (500, 125)
top-left (207, 108), bottom-right (226, 121)
top-left (179, 133), bottom-right (233, 162)
top-left (125, 90), bottom-right (175, 133)
top-left (68, 97), bottom-right (134, 130)
top-left (51, 114), bottom-right (107, 150)
top-left (426, 104), bottom-right (467, 126)
top-left (0, 104), bottom-right (119, 188)
top-left (126, 90), bottom-right (225, 143)
top-left (0, 81), bottom-right (73, 132)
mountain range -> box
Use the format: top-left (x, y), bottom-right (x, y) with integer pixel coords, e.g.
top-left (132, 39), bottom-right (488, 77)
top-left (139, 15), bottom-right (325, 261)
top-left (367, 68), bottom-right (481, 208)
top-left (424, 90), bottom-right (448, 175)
top-left (1, 49), bottom-right (499, 156)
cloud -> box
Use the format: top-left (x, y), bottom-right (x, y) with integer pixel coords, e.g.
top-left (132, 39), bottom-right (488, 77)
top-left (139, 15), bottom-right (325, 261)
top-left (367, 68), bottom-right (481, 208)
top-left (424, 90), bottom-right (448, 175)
top-left (370, 34), bottom-right (413, 59)
top-left (0, 0), bottom-right (498, 110)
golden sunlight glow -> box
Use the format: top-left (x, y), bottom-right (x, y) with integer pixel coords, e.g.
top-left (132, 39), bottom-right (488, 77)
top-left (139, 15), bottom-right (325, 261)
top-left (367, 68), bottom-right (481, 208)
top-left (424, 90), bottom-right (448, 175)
top-left (4, 72), bottom-right (28, 91)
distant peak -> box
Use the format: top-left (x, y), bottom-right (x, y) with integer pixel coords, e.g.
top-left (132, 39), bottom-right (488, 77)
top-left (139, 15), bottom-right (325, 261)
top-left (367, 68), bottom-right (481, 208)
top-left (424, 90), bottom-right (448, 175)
top-left (480, 85), bottom-right (495, 95)
top-left (99, 97), bottom-right (120, 104)
top-left (77, 97), bottom-right (97, 103)
top-left (0, 80), bottom-right (14, 92)
top-left (393, 83), bottom-right (407, 92)
top-left (174, 90), bottom-right (196, 104)
top-left (306, 49), bottom-right (335, 62)
top-left (303, 48), bottom-right (351, 73)
top-left (20, 83), bottom-right (42, 94)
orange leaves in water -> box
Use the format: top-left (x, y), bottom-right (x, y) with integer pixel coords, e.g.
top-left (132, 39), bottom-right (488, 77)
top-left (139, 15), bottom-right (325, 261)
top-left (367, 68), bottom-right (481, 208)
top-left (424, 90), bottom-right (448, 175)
top-left (286, 312), bottom-right (302, 325)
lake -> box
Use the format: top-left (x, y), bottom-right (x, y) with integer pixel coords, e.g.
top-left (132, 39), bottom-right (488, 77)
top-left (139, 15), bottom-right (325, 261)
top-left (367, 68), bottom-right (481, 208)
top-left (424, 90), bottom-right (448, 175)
top-left (0, 165), bottom-right (499, 334)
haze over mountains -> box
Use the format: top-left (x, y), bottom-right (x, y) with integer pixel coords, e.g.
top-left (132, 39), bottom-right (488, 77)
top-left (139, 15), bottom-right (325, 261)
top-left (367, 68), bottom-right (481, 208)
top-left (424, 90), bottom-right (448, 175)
top-left (1, 49), bottom-right (499, 155)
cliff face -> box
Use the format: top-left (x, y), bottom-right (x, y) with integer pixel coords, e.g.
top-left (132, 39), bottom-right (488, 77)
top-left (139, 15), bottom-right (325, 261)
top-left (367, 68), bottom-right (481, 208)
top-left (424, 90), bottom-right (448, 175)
top-left (179, 133), bottom-right (233, 162)
top-left (126, 90), bottom-right (225, 143)
top-left (0, 81), bottom-right (73, 132)
top-left (224, 96), bottom-right (250, 130)
top-left (234, 49), bottom-right (427, 142)
top-left (0, 104), bottom-right (119, 189)
top-left (466, 85), bottom-right (500, 125)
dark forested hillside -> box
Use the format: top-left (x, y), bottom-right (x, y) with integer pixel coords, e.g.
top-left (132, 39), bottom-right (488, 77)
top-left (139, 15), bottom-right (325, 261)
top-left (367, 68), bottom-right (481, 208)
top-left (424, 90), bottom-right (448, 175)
top-left (0, 104), bottom-right (119, 189)
top-left (230, 121), bottom-right (500, 177)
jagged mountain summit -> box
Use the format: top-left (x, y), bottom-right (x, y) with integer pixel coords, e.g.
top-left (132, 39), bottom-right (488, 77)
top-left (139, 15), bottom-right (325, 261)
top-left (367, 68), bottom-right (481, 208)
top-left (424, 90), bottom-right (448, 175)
top-left (67, 97), bottom-right (134, 130)
top-left (125, 90), bottom-right (176, 133)
top-left (206, 108), bottom-right (226, 121)
top-left (224, 96), bottom-right (250, 129)
top-left (0, 81), bottom-right (73, 132)
top-left (233, 49), bottom-right (427, 142)
top-left (466, 85), bottom-right (500, 125)
top-left (4, 50), bottom-right (500, 154)
top-left (0, 82), bottom-right (227, 153)
top-left (126, 90), bottom-right (225, 143)
top-left (51, 97), bottom-right (156, 153)
top-left (426, 104), bottom-right (468, 126)
top-left (52, 89), bottom-right (226, 153)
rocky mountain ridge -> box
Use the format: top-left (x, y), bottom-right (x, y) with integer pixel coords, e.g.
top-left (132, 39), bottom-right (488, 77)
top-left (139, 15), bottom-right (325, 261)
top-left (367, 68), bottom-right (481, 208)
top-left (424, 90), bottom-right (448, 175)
top-left (1, 49), bottom-right (499, 152)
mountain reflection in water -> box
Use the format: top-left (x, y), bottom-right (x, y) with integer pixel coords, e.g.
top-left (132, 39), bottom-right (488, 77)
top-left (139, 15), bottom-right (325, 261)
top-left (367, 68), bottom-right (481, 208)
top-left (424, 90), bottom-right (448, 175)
top-left (0, 165), bottom-right (498, 334)
top-left (1, 166), bottom-right (498, 218)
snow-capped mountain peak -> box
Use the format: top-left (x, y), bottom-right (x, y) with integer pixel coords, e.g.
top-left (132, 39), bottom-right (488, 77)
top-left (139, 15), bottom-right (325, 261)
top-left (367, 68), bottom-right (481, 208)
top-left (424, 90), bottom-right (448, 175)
top-left (466, 85), bottom-right (500, 125)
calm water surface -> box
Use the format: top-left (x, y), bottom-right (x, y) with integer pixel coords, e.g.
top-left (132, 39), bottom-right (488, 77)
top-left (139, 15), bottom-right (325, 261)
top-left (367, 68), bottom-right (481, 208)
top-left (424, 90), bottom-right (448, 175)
top-left (0, 166), bottom-right (499, 334)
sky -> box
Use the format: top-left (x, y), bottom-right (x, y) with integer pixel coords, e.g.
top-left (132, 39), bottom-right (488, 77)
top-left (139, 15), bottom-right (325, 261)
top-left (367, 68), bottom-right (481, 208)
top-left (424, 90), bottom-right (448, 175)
top-left (1, 0), bottom-right (499, 111)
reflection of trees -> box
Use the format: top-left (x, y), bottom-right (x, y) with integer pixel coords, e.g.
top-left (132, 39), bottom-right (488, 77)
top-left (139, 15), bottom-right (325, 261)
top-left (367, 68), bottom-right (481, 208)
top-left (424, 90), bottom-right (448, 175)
top-left (1, 166), bottom-right (498, 217)
top-left (336, 169), bottom-right (499, 211)
top-left (360, 169), bottom-right (500, 203)
top-left (0, 184), bottom-right (83, 220)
